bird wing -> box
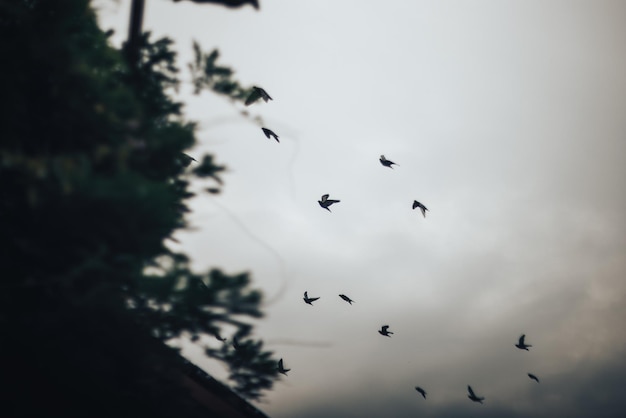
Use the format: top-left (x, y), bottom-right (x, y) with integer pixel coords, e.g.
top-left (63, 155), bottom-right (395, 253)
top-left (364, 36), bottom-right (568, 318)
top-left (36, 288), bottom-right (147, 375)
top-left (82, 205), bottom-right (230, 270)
top-left (263, 127), bottom-right (278, 140)
top-left (412, 200), bottom-right (419, 209)
top-left (420, 206), bottom-right (427, 217)
top-left (382, 325), bottom-right (389, 332)
top-left (468, 386), bottom-right (476, 397)
top-left (278, 359), bottom-right (284, 369)
top-left (380, 155), bottom-right (386, 160)
top-left (258, 87), bottom-right (272, 102)
top-left (519, 334), bottom-right (526, 345)
top-left (321, 194), bottom-right (329, 202)
top-left (304, 291), bottom-right (308, 298)
top-left (245, 88), bottom-right (261, 106)
top-left (310, 297), bottom-right (320, 302)
top-left (327, 199), bottom-right (340, 204)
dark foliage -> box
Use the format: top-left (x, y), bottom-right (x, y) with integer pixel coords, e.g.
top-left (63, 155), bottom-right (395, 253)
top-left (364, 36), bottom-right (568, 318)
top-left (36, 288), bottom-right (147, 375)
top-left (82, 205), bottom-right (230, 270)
top-left (0, 0), bottom-right (278, 414)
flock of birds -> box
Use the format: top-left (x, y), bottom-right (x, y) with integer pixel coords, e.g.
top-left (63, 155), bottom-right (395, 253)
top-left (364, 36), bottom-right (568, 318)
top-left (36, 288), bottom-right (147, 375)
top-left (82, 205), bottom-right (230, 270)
top-left (222, 86), bottom-right (543, 405)
top-left (294, 293), bottom-right (539, 404)
top-left (315, 155), bottom-right (429, 218)
top-left (245, 86), bottom-right (430, 220)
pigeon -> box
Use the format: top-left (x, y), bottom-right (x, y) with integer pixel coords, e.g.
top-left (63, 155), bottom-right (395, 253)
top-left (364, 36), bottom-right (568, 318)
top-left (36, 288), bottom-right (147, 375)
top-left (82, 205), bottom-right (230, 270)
top-left (467, 385), bottom-right (484, 404)
top-left (277, 358), bottom-right (290, 376)
top-left (303, 291), bottom-right (320, 305)
top-left (528, 373), bottom-right (540, 383)
top-left (262, 127), bottom-right (279, 142)
top-left (412, 200), bottom-right (428, 218)
top-left (515, 334), bottom-right (532, 351)
top-left (245, 86), bottom-right (272, 106)
top-left (379, 155), bottom-right (398, 168)
top-left (415, 387), bottom-right (427, 399)
top-left (378, 325), bottom-right (393, 337)
top-left (318, 194), bottom-right (340, 212)
top-left (339, 294), bottom-right (354, 305)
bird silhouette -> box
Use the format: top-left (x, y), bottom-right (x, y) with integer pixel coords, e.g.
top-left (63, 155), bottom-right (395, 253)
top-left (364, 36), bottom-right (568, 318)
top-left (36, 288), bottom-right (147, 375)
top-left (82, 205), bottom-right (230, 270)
top-left (415, 386), bottom-right (427, 399)
top-left (339, 294), bottom-right (354, 305)
top-left (528, 373), bottom-right (540, 383)
top-left (318, 194), bottom-right (340, 212)
top-left (277, 358), bottom-right (290, 375)
top-left (378, 325), bottom-right (393, 337)
top-left (515, 334), bottom-right (532, 351)
top-left (379, 155), bottom-right (398, 168)
top-left (303, 291), bottom-right (320, 305)
top-left (412, 200), bottom-right (429, 217)
top-left (262, 127), bottom-right (279, 142)
top-left (245, 86), bottom-right (272, 106)
top-left (467, 385), bottom-right (484, 403)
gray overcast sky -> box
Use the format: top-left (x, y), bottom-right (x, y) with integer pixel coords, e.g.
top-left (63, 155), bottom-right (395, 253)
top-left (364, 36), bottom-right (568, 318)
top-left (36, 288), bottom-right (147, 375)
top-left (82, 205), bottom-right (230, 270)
top-left (97, 1), bottom-right (626, 417)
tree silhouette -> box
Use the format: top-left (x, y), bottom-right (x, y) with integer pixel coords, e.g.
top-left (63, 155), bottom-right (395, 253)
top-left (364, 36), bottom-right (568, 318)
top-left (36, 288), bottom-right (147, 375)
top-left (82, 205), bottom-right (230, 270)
top-left (0, 0), bottom-right (278, 414)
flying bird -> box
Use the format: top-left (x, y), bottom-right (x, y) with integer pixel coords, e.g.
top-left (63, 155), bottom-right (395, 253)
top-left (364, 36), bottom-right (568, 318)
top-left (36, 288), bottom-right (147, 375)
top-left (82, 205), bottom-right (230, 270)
top-left (261, 127), bottom-right (279, 142)
top-left (303, 291), bottom-right (320, 305)
top-left (339, 294), bottom-right (354, 305)
top-left (378, 325), bottom-right (393, 337)
top-left (467, 385), bottom-right (485, 404)
top-left (318, 194), bottom-right (340, 212)
top-left (379, 155), bottom-right (398, 168)
top-left (515, 334), bottom-right (532, 351)
top-left (415, 386), bottom-right (427, 399)
top-left (412, 200), bottom-right (429, 218)
top-left (245, 86), bottom-right (272, 106)
top-left (277, 358), bottom-right (290, 376)
top-left (528, 373), bottom-right (540, 383)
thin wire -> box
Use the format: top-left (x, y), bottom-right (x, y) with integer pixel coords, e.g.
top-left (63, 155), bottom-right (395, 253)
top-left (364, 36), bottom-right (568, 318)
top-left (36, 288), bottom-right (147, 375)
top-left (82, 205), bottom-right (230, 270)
top-left (210, 198), bottom-right (289, 307)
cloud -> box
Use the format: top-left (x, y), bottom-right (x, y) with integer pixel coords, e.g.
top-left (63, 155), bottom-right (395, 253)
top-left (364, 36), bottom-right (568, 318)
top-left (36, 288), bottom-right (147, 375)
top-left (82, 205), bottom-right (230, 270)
top-left (98, 1), bottom-right (626, 417)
